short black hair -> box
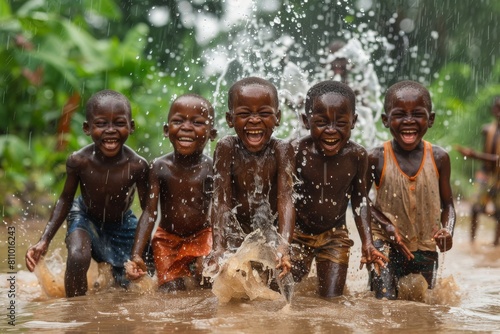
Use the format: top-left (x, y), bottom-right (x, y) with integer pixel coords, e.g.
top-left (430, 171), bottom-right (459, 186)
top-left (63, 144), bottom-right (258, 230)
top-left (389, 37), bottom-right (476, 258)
top-left (305, 80), bottom-right (356, 116)
top-left (384, 80), bottom-right (432, 113)
top-left (228, 77), bottom-right (279, 111)
top-left (85, 89), bottom-right (131, 120)
top-left (170, 93), bottom-right (215, 123)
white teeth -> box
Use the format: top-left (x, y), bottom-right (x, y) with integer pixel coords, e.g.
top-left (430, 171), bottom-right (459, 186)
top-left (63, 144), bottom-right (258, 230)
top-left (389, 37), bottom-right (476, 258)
top-left (325, 139), bottom-right (339, 143)
top-left (247, 130), bottom-right (263, 134)
top-left (179, 137), bottom-right (194, 142)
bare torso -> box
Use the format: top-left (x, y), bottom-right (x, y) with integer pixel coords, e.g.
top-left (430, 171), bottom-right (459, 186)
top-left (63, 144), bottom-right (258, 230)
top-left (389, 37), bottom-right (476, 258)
top-left (294, 137), bottom-right (366, 234)
top-left (73, 144), bottom-right (148, 224)
top-left (154, 153), bottom-right (213, 236)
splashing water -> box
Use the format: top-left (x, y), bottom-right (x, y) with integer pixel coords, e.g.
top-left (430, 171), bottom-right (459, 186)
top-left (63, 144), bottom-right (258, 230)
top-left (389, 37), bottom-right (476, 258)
top-left (203, 14), bottom-right (392, 147)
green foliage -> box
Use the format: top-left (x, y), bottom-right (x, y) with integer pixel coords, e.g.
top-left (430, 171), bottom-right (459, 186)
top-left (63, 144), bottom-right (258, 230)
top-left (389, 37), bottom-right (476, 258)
top-left (1, 0), bottom-right (500, 221)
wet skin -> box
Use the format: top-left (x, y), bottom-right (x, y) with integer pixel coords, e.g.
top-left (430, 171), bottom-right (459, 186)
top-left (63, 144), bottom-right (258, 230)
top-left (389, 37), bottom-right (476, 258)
top-left (126, 95), bottom-right (217, 282)
top-left (26, 94), bottom-right (149, 297)
top-left (368, 86), bottom-right (455, 254)
top-left (294, 92), bottom-right (387, 298)
top-left (210, 83), bottom-right (296, 277)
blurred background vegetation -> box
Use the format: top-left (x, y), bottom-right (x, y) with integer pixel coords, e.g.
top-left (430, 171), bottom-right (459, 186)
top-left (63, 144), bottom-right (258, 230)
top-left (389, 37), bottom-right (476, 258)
top-left (1, 0), bottom-right (499, 222)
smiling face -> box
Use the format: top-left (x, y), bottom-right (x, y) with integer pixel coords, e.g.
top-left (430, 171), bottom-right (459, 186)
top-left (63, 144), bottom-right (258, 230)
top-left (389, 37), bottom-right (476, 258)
top-left (83, 95), bottom-right (134, 158)
top-left (165, 95), bottom-right (216, 157)
top-left (382, 86), bottom-right (435, 152)
top-left (304, 92), bottom-right (356, 156)
top-left (226, 84), bottom-right (280, 153)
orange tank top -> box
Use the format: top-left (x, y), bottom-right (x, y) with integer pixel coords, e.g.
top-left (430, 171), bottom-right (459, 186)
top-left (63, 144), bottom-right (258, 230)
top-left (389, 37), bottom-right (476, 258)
top-left (374, 141), bottom-right (441, 252)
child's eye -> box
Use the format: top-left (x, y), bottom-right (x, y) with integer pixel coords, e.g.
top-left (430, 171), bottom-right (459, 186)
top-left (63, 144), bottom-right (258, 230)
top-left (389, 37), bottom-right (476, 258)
top-left (235, 111), bottom-right (251, 118)
top-left (115, 121), bottom-right (128, 127)
top-left (94, 121), bottom-right (107, 127)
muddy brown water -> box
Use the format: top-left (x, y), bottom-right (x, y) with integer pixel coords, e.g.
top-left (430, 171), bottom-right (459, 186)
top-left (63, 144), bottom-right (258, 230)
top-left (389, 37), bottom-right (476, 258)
top-left (1, 206), bottom-right (500, 333)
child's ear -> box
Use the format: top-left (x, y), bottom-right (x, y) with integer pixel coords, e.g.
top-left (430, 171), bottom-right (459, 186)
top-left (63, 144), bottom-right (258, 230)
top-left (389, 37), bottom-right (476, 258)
top-left (130, 120), bottom-right (135, 134)
top-left (428, 112), bottom-right (436, 128)
top-left (163, 123), bottom-right (169, 137)
top-left (301, 113), bottom-right (311, 130)
top-left (275, 108), bottom-right (282, 126)
top-left (381, 114), bottom-right (389, 128)
top-left (83, 121), bottom-right (90, 135)
top-left (351, 113), bottom-right (358, 129)
top-left (225, 112), bottom-right (234, 128)
top-left (209, 128), bottom-right (218, 141)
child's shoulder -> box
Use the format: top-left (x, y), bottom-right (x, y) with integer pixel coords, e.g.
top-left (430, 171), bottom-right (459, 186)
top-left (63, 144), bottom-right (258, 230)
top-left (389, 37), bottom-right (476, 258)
top-left (66, 144), bottom-right (94, 166)
top-left (429, 141), bottom-right (450, 162)
top-left (216, 134), bottom-right (238, 149)
top-left (367, 143), bottom-right (385, 158)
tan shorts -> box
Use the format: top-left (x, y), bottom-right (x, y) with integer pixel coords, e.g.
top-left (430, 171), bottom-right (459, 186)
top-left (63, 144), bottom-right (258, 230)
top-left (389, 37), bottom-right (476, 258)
top-left (291, 225), bottom-right (354, 266)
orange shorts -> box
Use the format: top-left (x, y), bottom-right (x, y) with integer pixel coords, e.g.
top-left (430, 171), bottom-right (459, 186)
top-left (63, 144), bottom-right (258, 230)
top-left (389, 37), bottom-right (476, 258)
top-left (152, 226), bottom-right (212, 286)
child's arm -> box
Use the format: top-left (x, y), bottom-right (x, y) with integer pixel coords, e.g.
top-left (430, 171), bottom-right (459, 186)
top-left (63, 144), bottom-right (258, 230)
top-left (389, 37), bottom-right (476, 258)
top-left (353, 150), bottom-right (388, 271)
top-left (366, 147), bottom-right (414, 260)
top-left (455, 145), bottom-right (499, 163)
top-left (127, 161), bottom-right (158, 280)
top-left (206, 139), bottom-right (234, 273)
top-left (25, 156), bottom-right (80, 271)
top-left (275, 141), bottom-right (296, 277)
top-left (434, 147), bottom-right (456, 252)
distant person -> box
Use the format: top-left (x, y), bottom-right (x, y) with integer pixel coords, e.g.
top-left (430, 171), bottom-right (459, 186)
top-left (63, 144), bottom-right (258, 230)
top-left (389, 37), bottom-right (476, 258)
top-left (206, 76), bottom-right (295, 281)
top-left (367, 80), bottom-right (456, 299)
top-left (125, 94), bottom-right (217, 292)
top-left (291, 80), bottom-right (388, 298)
top-left (326, 40), bottom-right (349, 84)
top-left (456, 96), bottom-right (500, 246)
top-left (25, 90), bottom-right (149, 297)
top-left (320, 39), bottom-right (383, 147)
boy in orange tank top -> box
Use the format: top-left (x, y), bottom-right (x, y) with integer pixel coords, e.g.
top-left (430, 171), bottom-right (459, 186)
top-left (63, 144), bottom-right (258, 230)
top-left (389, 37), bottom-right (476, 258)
top-left (366, 80), bottom-right (455, 300)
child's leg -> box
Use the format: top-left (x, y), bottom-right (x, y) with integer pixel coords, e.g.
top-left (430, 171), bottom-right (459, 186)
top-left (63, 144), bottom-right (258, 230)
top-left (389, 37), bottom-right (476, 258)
top-left (316, 260), bottom-right (348, 298)
top-left (65, 229), bottom-right (92, 297)
top-left (371, 264), bottom-right (397, 300)
top-left (493, 210), bottom-right (500, 246)
top-left (370, 241), bottom-right (397, 299)
top-left (290, 244), bottom-right (315, 283)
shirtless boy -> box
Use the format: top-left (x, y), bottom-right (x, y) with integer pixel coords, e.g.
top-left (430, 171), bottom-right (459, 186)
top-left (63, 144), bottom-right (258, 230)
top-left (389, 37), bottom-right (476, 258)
top-left (456, 96), bottom-right (500, 245)
top-left (367, 80), bottom-right (455, 299)
top-left (126, 94), bottom-right (217, 291)
top-left (291, 80), bottom-right (387, 298)
top-left (207, 76), bottom-right (295, 279)
top-left (25, 90), bottom-right (149, 297)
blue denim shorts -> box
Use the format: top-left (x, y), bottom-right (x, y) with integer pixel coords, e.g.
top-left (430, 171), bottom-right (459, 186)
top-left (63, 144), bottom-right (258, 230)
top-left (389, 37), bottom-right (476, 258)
top-left (66, 197), bottom-right (138, 286)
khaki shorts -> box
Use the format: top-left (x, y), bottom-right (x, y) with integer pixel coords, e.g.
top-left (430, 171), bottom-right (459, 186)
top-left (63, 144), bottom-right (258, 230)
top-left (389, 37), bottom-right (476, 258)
top-left (291, 225), bottom-right (354, 266)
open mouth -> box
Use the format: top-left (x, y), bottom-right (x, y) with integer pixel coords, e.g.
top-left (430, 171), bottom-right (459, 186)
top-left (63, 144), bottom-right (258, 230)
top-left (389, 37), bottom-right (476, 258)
top-left (177, 136), bottom-right (195, 148)
top-left (321, 137), bottom-right (341, 154)
top-left (246, 129), bottom-right (264, 143)
top-left (401, 130), bottom-right (418, 144)
top-left (102, 138), bottom-right (119, 151)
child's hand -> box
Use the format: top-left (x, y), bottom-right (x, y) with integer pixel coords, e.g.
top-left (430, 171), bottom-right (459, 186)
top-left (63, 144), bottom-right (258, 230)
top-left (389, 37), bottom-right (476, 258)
top-left (455, 145), bottom-right (472, 157)
top-left (25, 240), bottom-right (49, 272)
top-left (359, 245), bottom-right (389, 275)
top-left (384, 224), bottom-right (414, 260)
top-left (125, 256), bottom-right (147, 280)
top-left (276, 251), bottom-right (292, 279)
top-left (434, 228), bottom-right (453, 252)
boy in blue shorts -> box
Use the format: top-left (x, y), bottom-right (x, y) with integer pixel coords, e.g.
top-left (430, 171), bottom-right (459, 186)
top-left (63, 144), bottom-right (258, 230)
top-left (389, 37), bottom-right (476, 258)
top-left (26, 90), bottom-right (149, 297)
